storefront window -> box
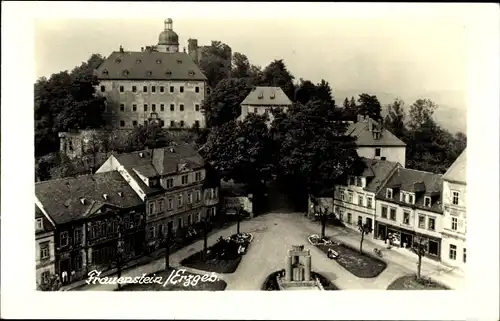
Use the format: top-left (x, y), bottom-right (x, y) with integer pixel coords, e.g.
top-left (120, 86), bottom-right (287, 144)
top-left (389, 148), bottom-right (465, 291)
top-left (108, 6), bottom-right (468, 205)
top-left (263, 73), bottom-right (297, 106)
top-left (428, 240), bottom-right (439, 256)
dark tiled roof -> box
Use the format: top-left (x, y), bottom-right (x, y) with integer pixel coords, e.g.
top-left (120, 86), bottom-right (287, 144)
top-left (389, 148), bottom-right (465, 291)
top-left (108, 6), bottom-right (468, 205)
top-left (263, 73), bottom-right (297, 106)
top-left (361, 158), bottom-right (400, 193)
top-left (241, 86), bottom-right (293, 106)
top-left (35, 171), bottom-right (143, 225)
top-left (376, 168), bottom-right (444, 213)
top-left (443, 148), bottom-right (466, 184)
top-left (114, 144), bottom-right (205, 195)
top-left (347, 118), bottom-right (406, 147)
top-left (95, 51), bottom-right (207, 81)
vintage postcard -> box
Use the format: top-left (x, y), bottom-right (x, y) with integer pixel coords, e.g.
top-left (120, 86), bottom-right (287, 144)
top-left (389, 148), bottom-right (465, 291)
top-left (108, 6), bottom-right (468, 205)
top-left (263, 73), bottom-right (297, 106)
top-left (1, 1), bottom-right (499, 320)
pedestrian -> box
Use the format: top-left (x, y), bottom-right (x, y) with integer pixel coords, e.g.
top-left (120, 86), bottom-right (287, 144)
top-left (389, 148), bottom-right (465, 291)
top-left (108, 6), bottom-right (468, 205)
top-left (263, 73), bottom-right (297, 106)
top-left (61, 270), bottom-right (68, 284)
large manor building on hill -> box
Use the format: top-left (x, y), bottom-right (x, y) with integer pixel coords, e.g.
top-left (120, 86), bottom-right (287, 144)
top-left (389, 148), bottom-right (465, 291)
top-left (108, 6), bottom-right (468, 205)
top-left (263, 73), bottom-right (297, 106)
top-left (96, 19), bottom-right (225, 130)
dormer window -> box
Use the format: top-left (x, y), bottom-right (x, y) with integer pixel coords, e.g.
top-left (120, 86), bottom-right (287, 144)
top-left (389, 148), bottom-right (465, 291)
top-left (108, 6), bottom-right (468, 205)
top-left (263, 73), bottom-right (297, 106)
top-left (136, 59), bottom-right (142, 64)
top-left (355, 177), bottom-right (362, 187)
top-left (146, 70), bottom-right (152, 76)
top-left (156, 59), bottom-right (162, 64)
top-left (270, 93), bottom-right (276, 99)
top-left (188, 71), bottom-right (195, 76)
top-left (115, 58), bottom-right (122, 63)
top-left (123, 70), bottom-right (129, 76)
top-left (80, 198), bottom-right (86, 205)
top-left (35, 218), bottom-right (43, 230)
top-left (118, 192), bottom-right (123, 197)
top-left (165, 71), bottom-right (172, 76)
top-left (258, 92), bottom-right (264, 99)
top-left (103, 194), bottom-right (108, 200)
top-left (424, 196), bottom-right (431, 207)
top-left (176, 59), bottom-right (183, 64)
top-left (386, 188), bottom-right (393, 199)
top-left (408, 194), bottom-right (414, 204)
top-left (102, 69), bottom-right (109, 76)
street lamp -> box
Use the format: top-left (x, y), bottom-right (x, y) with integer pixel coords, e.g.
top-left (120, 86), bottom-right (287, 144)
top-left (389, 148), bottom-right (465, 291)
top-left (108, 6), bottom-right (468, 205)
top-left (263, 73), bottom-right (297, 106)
top-left (116, 232), bottom-right (124, 290)
top-left (163, 226), bottom-right (171, 270)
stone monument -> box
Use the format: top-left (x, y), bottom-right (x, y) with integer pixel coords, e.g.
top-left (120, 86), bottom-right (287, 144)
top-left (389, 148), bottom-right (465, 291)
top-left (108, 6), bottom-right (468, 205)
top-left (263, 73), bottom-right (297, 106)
top-left (277, 245), bottom-right (323, 290)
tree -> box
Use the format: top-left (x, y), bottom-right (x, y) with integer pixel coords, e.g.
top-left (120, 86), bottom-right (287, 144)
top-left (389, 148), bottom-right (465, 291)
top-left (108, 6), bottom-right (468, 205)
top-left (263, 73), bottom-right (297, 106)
top-left (202, 215), bottom-right (212, 261)
top-left (310, 197), bottom-right (330, 239)
top-left (83, 132), bottom-right (103, 173)
top-left (126, 123), bottom-right (170, 151)
top-left (202, 114), bottom-right (275, 202)
top-left (37, 273), bottom-right (62, 291)
top-left (259, 59), bottom-right (296, 101)
top-left (358, 221), bottom-right (373, 253)
top-left (49, 155), bottom-right (86, 179)
top-left (349, 96), bottom-right (357, 110)
top-left (272, 100), bottom-right (365, 210)
top-left (315, 79), bottom-right (335, 107)
top-left (342, 97), bottom-right (350, 109)
top-left (116, 216), bottom-right (125, 290)
top-left (408, 98), bottom-right (438, 131)
top-left (203, 78), bottom-right (254, 128)
top-left (384, 98), bottom-right (407, 139)
top-left (163, 226), bottom-right (172, 270)
top-left (295, 79), bottom-right (317, 105)
top-left (412, 235), bottom-right (428, 280)
top-left (198, 41), bottom-right (232, 88)
top-left (231, 52), bottom-right (251, 78)
top-left (357, 93), bottom-right (382, 121)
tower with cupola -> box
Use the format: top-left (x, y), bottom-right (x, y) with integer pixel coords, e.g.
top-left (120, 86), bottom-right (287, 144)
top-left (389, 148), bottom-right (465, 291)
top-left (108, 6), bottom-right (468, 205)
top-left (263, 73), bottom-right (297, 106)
top-left (157, 18), bottom-right (179, 53)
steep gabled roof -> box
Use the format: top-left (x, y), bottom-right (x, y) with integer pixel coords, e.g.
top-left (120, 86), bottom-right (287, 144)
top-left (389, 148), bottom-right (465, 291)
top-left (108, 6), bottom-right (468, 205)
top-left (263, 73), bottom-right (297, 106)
top-left (35, 171), bottom-right (143, 225)
top-left (95, 51), bottom-right (207, 81)
top-left (376, 167), bottom-right (444, 213)
top-left (443, 148), bottom-right (466, 184)
top-left (347, 118), bottom-right (406, 147)
top-left (361, 158), bottom-right (401, 193)
top-left (241, 86), bottom-right (293, 106)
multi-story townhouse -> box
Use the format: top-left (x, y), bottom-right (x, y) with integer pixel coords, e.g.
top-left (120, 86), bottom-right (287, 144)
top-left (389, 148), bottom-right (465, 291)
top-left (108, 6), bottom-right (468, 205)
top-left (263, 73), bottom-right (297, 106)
top-left (35, 172), bottom-right (145, 283)
top-left (332, 158), bottom-right (401, 233)
top-left (375, 168), bottom-right (444, 260)
top-left (238, 86), bottom-right (293, 124)
top-left (440, 148), bottom-right (467, 268)
top-left (95, 19), bottom-right (208, 129)
top-left (96, 143), bottom-right (218, 253)
top-left (347, 115), bottom-right (407, 167)
top-left (35, 206), bottom-right (56, 287)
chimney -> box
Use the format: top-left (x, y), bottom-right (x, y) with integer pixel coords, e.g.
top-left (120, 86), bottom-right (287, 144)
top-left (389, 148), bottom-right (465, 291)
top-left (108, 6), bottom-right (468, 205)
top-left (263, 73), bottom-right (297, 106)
top-left (183, 47), bottom-right (186, 53)
top-left (80, 198), bottom-right (86, 205)
top-left (169, 147), bottom-right (175, 153)
top-left (270, 92), bottom-right (275, 99)
top-left (368, 118), bottom-right (373, 132)
top-left (141, 47), bottom-right (144, 52)
top-left (103, 194), bottom-right (108, 200)
top-left (258, 91), bottom-right (264, 99)
top-left (119, 45), bottom-right (124, 53)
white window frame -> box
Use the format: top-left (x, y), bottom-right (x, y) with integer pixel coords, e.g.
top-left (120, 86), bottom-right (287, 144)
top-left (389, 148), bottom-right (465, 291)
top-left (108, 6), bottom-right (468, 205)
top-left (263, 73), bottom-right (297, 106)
top-left (188, 193), bottom-right (193, 204)
top-left (60, 231), bottom-right (69, 247)
top-left (340, 189), bottom-right (345, 201)
top-left (178, 194), bottom-right (183, 207)
top-left (167, 198), bottom-right (173, 210)
top-left (35, 218), bottom-right (43, 230)
top-left (166, 178), bottom-right (174, 188)
top-left (181, 175), bottom-right (189, 185)
top-left (451, 217), bottom-right (458, 230)
top-left (197, 212), bottom-right (201, 222)
top-left (381, 205), bottom-right (388, 218)
top-left (386, 188), bottom-right (393, 199)
top-left (389, 207), bottom-right (396, 221)
top-left (367, 196), bottom-right (373, 209)
top-left (348, 191), bottom-right (353, 203)
top-left (403, 211), bottom-right (410, 225)
top-left (428, 217), bottom-right (435, 231)
top-left (449, 244), bottom-right (457, 260)
top-left (148, 203), bottom-right (155, 215)
top-left (424, 196), bottom-right (431, 207)
top-left (452, 191), bottom-right (460, 205)
top-left (358, 195), bottom-right (364, 206)
top-left (148, 226), bottom-right (156, 239)
top-left (74, 228), bottom-right (82, 245)
top-left (158, 199), bottom-right (164, 212)
top-left (40, 242), bottom-right (50, 259)
top-left (196, 190), bottom-right (201, 202)
top-left (418, 215), bottom-right (425, 229)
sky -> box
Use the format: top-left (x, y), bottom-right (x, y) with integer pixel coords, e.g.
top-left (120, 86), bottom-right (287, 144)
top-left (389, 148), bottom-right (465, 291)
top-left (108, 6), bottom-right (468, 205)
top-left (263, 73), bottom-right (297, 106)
top-left (33, 3), bottom-right (472, 132)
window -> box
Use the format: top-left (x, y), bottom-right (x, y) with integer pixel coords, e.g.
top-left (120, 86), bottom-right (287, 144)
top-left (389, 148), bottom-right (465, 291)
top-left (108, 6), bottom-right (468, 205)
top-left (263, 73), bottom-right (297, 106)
top-left (449, 244), bottom-right (457, 260)
top-left (120, 104), bottom-right (125, 111)
top-left (170, 104), bottom-right (175, 111)
top-left (132, 86), bottom-right (137, 92)
top-left (144, 104), bottom-right (148, 111)
top-left (152, 104), bottom-right (156, 112)
top-left (424, 196), bottom-right (431, 207)
top-left (451, 217), bottom-right (458, 230)
top-left (160, 104), bottom-right (165, 111)
top-left (143, 86), bottom-right (148, 92)
top-left (178, 217), bottom-right (183, 229)
top-left (178, 194), bottom-right (183, 207)
top-left (120, 85), bottom-right (124, 92)
top-left (148, 226), bottom-right (155, 239)
top-left (428, 217), bottom-right (435, 231)
top-left (452, 191), bottom-right (460, 205)
top-left (100, 85), bottom-right (105, 92)
top-left (170, 86), bottom-right (174, 93)
top-left (60, 231), bottom-right (69, 247)
top-left (381, 205), bottom-right (388, 218)
top-left (196, 190), bottom-right (201, 202)
top-left (35, 218), bottom-right (43, 230)
top-left (356, 177), bottom-right (362, 187)
top-left (367, 197), bottom-right (373, 209)
top-left (166, 178), bottom-right (174, 188)
top-left (386, 188), bottom-right (393, 199)
top-left (197, 212), bottom-right (201, 222)
top-left (148, 203), bottom-right (155, 215)
top-left (158, 223), bottom-right (164, 237)
top-left (408, 194), bottom-right (414, 204)
top-left (389, 208), bottom-right (396, 221)
top-left (180, 120), bottom-right (185, 127)
top-left (152, 86), bottom-right (156, 93)
top-left (160, 86), bottom-right (164, 93)
top-left (418, 215), bottom-right (425, 228)
top-left (195, 120), bottom-right (200, 127)
top-left (340, 190), bottom-right (345, 201)
top-left (187, 214), bottom-right (192, 226)
top-left (347, 191), bottom-right (353, 203)
top-left (195, 172), bottom-right (202, 181)
top-left (347, 213), bottom-right (352, 224)
top-left (120, 120), bottom-right (125, 127)
top-left (180, 86), bottom-right (184, 93)
top-left (74, 228), bottom-right (82, 245)
top-left (403, 211), bottom-right (410, 225)
top-left (132, 104), bottom-right (137, 111)
top-left (180, 104), bottom-right (184, 111)
top-left (210, 189), bottom-right (215, 199)
top-left (463, 248), bottom-right (466, 263)
top-left (254, 108), bottom-right (258, 114)
top-left (358, 195), bottom-right (364, 206)
top-left (357, 216), bottom-right (362, 226)
top-left (181, 175), bottom-right (188, 185)
top-left (428, 240), bottom-right (439, 256)
top-left (195, 86), bottom-right (200, 93)
top-left (133, 121), bottom-right (137, 127)
top-left (40, 242), bottom-right (50, 259)
top-left (159, 199), bottom-right (164, 212)
top-left (195, 104), bottom-right (200, 112)
top-left (375, 148), bottom-right (381, 157)
top-left (211, 207), bottom-right (217, 217)
top-left (170, 120), bottom-right (175, 127)
top-left (188, 193), bottom-right (193, 204)
top-left (167, 198), bottom-right (173, 210)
